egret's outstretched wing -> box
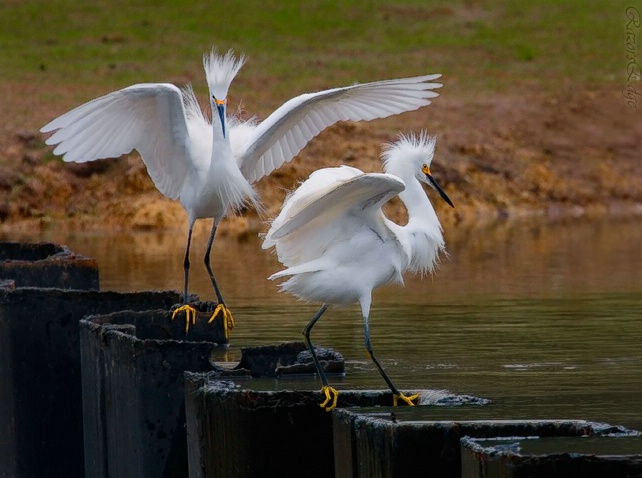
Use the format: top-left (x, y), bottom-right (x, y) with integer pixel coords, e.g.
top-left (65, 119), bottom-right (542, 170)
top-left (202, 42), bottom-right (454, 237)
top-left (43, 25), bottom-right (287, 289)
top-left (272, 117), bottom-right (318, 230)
top-left (263, 167), bottom-right (405, 267)
top-left (238, 75), bottom-right (442, 184)
top-left (41, 83), bottom-right (193, 200)
top-left (265, 165), bottom-right (363, 241)
top-left (271, 172), bottom-right (405, 240)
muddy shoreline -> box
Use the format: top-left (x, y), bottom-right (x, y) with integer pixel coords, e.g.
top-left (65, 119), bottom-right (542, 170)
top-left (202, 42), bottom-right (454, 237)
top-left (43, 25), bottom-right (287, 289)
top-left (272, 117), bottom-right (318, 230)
top-left (1, 85), bottom-right (640, 238)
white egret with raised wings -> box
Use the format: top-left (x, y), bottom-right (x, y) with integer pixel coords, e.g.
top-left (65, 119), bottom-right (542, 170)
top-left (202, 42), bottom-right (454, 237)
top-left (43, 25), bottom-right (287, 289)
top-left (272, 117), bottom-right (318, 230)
top-left (263, 132), bottom-right (453, 411)
top-left (41, 48), bottom-right (442, 336)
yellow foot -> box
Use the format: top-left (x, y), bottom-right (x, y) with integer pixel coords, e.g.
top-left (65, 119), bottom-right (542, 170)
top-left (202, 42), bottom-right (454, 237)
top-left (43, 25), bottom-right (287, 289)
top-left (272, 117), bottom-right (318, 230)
top-left (172, 304), bottom-right (197, 333)
top-left (393, 392), bottom-right (420, 407)
top-left (319, 386), bottom-right (339, 412)
top-left (208, 303), bottom-right (235, 339)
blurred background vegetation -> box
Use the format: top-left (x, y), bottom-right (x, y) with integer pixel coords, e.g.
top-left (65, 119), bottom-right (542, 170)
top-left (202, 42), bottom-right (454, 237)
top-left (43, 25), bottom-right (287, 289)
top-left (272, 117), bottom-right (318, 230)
top-left (0, 0), bottom-right (628, 105)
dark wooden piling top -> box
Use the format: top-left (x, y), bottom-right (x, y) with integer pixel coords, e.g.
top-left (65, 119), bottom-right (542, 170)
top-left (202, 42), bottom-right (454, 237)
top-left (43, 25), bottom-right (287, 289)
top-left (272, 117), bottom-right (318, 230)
top-left (0, 241), bottom-right (99, 290)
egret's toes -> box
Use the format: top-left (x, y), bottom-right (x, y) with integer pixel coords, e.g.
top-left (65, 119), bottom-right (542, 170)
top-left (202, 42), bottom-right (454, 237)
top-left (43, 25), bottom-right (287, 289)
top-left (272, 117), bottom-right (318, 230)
top-left (393, 392), bottom-right (420, 407)
top-left (319, 386), bottom-right (339, 412)
top-left (172, 304), bottom-right (197, 333)
top-left (208, 303), bottom-right (235, 339)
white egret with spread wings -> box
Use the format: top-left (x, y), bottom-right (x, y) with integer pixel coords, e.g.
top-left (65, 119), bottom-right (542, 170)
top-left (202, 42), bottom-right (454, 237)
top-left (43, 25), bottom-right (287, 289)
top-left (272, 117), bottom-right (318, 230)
top-left (41, 49), bottom-right (442, 336)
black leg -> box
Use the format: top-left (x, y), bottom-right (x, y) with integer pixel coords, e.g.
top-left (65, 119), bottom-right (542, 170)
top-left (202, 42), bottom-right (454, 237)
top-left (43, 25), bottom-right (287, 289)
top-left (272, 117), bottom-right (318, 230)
top-left (204, 221), bottom-right (224, 305)
top-left (182, 225), bottom-right (194, 304)
top-left (302, 304), bottom-right (339, 411)
top-left (203, 220), bottom-right (236, 338)
top-left (363, 315), bottom-right (419, 406)
top-left (173, 224), bottom-right (197, 333)
top-left (302, 304), bottom-right (329, 385)
top-left (363, 315), bottom-right (404, 396)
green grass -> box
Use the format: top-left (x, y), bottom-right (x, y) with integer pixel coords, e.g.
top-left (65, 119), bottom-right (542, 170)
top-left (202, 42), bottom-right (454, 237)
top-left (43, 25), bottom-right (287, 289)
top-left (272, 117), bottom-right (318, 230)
top-left (0, 0), bottom-right (629, 106)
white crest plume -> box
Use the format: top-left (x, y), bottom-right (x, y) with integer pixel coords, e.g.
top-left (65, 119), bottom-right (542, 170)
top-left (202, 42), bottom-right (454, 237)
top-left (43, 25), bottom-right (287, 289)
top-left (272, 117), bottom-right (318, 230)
top-left (203, 49), bottom-right (246, 99)
top-left (382, 130), bottom-right (436, 171)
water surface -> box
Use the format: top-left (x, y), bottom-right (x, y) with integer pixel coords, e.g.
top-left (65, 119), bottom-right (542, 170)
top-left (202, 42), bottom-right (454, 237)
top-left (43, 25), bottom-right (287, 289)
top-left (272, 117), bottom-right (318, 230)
top-left (4, 217), bottom-right (641, 431)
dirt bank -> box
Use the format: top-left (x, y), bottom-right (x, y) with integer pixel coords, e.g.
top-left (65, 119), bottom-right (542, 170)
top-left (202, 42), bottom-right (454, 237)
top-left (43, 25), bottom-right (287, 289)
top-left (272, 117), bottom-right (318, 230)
top-left (1, 83), bottom-right (640, 239)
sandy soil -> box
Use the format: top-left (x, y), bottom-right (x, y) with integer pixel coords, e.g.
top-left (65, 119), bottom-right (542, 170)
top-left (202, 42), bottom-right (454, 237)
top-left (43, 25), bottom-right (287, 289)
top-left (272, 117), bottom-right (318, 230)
top-left (1, 82), bottom-right (641, 240)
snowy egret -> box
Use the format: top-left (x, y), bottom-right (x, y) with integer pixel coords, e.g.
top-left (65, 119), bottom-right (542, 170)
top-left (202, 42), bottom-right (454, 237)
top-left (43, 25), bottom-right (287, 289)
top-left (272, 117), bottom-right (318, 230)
top-left (40, 48), bottom-right (442, 335)
top-left (262, 132), bottom-right (453, 411)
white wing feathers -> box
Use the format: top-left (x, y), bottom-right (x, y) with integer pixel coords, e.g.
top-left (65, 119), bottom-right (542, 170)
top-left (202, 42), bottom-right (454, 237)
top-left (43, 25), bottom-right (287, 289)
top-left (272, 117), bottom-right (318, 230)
top-left (263, 166), bottom-right (406, 269)
top-left (40, 83), bottom-right (192, 200)
top-left (269, 170), bottom-right (405, 240)
top-left (238, 74), bottom-right (442, 184)
top-left (264, 166), bottom-right (362, 245)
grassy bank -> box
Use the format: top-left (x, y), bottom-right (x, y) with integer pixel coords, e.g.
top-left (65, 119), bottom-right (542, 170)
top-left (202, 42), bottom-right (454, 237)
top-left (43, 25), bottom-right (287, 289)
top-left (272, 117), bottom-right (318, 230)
top-left (0, 0), bottom-right (628, 99)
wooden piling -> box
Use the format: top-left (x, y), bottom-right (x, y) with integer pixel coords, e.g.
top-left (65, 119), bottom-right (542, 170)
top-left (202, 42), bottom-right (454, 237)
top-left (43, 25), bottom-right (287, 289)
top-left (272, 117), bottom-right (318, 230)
top-left (333, 406), bottom-right (641, 478)
top-left (0, 241), bottom-right (99, 290)
top-left (461, 435), bottom-right (642, 477)
top-left (0, 288), bottom-right (185, 478)
top-left (184, 372), bottom-right (394, 478)
top-left (80, 307), bottom-right (226, 478)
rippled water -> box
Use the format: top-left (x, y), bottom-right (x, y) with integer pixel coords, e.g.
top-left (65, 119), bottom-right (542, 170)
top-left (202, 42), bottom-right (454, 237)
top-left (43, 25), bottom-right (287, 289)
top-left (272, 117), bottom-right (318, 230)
top-left (4, 217), bottom-right (642, 430)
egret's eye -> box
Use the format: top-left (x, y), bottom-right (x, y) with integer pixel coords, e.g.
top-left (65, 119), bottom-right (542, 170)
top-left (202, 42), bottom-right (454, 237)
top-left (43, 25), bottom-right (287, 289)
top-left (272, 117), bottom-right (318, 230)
top-left (421, 164), bottom-right (430, 175)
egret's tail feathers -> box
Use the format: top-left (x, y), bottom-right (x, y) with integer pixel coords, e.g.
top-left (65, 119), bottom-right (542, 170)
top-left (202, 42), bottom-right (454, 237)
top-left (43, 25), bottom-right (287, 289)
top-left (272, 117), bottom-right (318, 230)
top-left (222, 182), bottom-right (262, 218)
top-left (268, 260), bottom-right (324, 281)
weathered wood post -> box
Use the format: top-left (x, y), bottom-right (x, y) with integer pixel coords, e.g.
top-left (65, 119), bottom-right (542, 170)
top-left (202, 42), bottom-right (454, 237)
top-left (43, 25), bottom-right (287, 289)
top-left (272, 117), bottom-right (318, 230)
top-left (80, 307), bottom-right (226, 478)
top-left (0, 241), bottom-right (99, 290)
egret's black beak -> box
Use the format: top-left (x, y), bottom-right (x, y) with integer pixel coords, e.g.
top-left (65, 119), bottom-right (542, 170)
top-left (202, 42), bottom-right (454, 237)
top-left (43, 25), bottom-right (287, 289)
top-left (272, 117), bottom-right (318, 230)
top-left (214, 98), bottom-right (226, 138)
top-left (426, 173), bottom-right (454, 208)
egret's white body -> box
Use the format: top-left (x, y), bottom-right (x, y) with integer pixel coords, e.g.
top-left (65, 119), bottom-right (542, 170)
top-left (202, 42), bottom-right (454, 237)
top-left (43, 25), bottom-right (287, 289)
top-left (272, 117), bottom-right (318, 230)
top-left (40, 48), bottom-right (443, 332)
top-left (263, 132), bottom-right (454, 410)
